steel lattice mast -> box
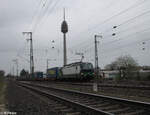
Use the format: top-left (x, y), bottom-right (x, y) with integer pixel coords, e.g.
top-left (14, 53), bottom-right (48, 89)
top-left (22, 32), bottom-right (34, 77)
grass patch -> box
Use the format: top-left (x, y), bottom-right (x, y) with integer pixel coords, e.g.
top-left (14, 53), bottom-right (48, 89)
top-left (0, 76), bottom-right (6, 111)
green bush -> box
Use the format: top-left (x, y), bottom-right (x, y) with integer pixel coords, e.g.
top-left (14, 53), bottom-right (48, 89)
top-left (0, 76), bottom-right (4, 91)
top-left (147, 75), bottom-right (150, 81)
top-left (114, 75), bottom-right (122, 82)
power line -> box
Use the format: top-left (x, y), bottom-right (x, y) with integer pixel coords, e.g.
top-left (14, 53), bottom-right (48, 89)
top-left (102, 27), bottom-right (150, 46)
top-left (78, 28), bottom-right (150, 56)
top-left (102, 9), bottom-right (150, 34)
top-left (30, 0), bottom-right (48, 31)
top-left (85, 0), bottom-right (119, 25)
top-left (32, 0), bottom-right (54, 32)
top-left (100, 37), bottom-right (150, 55)
top-left (73, 0), bottom-right (148, 40)
top-left (33, 0), bottom-right (60, 33)
top-left (118, 10), bottom-right (150, 27)
top-left (70, 9), bottom-right (150, 51)
top-left (88, 0), bottom-right (148, 31)
top-left (102, 17), bottom-right (150, 40)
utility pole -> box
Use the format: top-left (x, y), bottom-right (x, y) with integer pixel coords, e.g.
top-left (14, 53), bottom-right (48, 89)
top-left (46, 59), bottom-right (50, 71)
top-left (93, 35), bottom-right (102, 92)
top-left (46, 59), bottom-right (49, 77)
top-left (12, 59), bottom-right (18, 77)
top-left (12, 65), bottom-right (15, 77)
top-left (22, 32), bottom-right (34, 77)
top-left (61, 8), bottom-right (68, 66)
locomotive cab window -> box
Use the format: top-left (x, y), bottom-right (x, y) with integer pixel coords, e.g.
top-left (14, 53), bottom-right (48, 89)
top-left (81, 63), bottom-right (93, 70)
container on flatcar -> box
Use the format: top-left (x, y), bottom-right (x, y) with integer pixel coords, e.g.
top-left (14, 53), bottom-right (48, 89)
top-left (47, 67), bottom-right (61, 79)
top-left (34, 71), bottom-right (43, 78)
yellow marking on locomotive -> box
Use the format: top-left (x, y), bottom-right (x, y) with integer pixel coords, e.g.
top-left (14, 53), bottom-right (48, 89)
top-left (48, 70), bottom-right (56, 74)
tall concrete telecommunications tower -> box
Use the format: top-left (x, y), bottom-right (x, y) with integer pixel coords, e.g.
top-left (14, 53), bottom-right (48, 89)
top-left (61, 8), bottom-right (68, 66)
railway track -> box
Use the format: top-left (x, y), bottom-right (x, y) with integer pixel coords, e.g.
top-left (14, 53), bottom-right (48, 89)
top-left (27, 81), bottom-right (150, 100)
top-left (18, 81), bottom-right (150, 115)
top-left (28, 81), bottom-right (150, 90)
top-left (17, 82), bottom-right (111, 115)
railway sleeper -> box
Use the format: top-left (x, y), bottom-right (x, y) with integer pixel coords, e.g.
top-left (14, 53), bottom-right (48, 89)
top-left (107, 107), bottom-right (130, 114)
top-left (53, 106), bottom-right (68, 110)
top-left (66, 112), bottom-right (81, 115)
top-left (60, 108), bottom-right (74, 113)
top-left (93, 103), bottom-right (112, 107)
top-left (84, 102), bottom-right (101, 106)
top-left (99, 104), bottom-right (120, 111)
top-left (120, 110), bottom-right (146, 115)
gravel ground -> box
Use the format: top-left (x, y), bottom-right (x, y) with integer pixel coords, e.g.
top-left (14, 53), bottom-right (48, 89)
top-left (5, 80), bottom-right (58, 115)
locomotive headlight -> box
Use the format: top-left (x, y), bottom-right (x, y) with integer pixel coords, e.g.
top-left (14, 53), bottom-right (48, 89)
top-left (81, 73), bottom-right (84, 75)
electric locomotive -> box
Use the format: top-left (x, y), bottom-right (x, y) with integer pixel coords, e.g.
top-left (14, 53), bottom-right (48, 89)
top-left (60, 62), bottom-right (94, 80)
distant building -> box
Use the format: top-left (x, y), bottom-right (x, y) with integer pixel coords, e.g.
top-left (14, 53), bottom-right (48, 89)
top-left (100, 69), bottom-right (150, 79)
top-left (100, 70), bottom-right (119, 79)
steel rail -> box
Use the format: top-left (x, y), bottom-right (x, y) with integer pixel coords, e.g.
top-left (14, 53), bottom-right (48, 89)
top-left (19, 82), bottom-right (150, 113)
top-left (18, 82), bottom-right (113, 115)
top-left (52, 82), bottom-right (150, 90)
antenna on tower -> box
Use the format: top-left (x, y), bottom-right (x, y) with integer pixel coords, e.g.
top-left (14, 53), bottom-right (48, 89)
top-left (63, 8), bottom-right (65, 20)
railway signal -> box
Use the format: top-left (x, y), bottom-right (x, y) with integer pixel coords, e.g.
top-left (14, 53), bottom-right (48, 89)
top-left (12, 59), bottom-right (18, 77)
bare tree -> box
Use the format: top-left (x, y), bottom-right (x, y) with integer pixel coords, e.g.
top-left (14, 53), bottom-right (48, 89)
top-left (20, 69), bottom-right (29, 77)
top-left (105, 55), bottom-right (139, 80)
top-left (0, 70), bottom-right (5, 77)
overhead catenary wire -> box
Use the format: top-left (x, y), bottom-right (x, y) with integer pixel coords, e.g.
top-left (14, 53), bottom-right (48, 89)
top-left (99, 39), bottom-right (150, 62)
top-left (69, 22), bottom-right (150, 54)
top-left (100, 37), bottom-right (150, 55)
top-left (76, 27), bottom-right (150, 57)
top-left (72, 0), bottom-right (149, 44)
top-left (70, 9), bottom-right (150, 51)
top-left (30, 0), bottom-right (49, 31)
top-left (32, 0), bottom-right (54, 32)
top-left (32, 0), bottom-right (60, 33)
top-left (30, 0), bottom-right (150, 52)
top-left (17, 0), bottom-right (150, 70)
top-left (82, 38), bottom-right (150, 64)
top-left (102, 17), bottom-right (150, 40)
top-left (102, 26), bottom-right (150, 46)
top-left (87, 0), bottom-right (148, 32)
top-left (102, 9), bottom-right (150, 34)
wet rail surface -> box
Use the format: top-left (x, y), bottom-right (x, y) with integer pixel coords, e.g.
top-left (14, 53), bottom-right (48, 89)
top-left (18, 81), bottom-right (150, 115)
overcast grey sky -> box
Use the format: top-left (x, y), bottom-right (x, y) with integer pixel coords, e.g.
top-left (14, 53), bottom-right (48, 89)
top-left (0, 0), bottom-right (150, 74)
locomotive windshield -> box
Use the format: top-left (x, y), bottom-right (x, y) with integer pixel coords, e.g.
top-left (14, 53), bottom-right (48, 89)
top-left (81, 63), bottom-right (93, 70)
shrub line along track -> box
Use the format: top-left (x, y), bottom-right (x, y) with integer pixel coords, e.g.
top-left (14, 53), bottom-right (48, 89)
top-left (18, 81), bottom-right (150, 115)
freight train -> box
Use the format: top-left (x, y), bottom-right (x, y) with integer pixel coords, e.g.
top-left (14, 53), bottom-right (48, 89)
top-left (47, 62), bottom-right (94, 81)
top-left (19, 62), bottom-right (94, 81)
